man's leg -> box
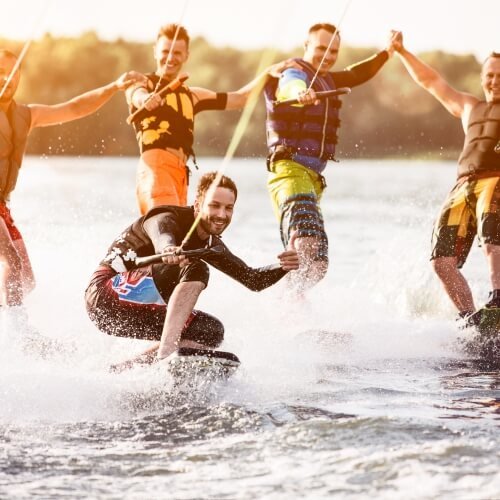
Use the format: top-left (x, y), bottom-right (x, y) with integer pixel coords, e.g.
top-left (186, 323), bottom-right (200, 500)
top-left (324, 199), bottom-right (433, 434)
top-left (430, 180), bottom-right (476, 315)
top-left (484, 244), bottom-right (500, 291)
top-left (13, 237), bottom-right (35, 296)
top-left (158, 281), bottom-right (205, 359)
top-left (267, 159), bottom-right (328, 294)
top-left (290, 235), bottom-right (328, 292)
top-left (432, 256), bottom-right (475, 313)
top-left (0, 218), bottom-right (23, 306)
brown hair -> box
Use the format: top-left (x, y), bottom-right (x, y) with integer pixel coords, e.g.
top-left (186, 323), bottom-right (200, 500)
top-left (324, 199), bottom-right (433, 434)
top-left (196, 172), bottom-right (238, 202)
top-left (308, 23), bottom-right (341, 39)
top-left (156, 24), bottom-right (190, 48)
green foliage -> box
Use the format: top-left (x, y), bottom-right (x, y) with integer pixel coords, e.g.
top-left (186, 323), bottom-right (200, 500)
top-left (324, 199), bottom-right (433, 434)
top-left (3, 33), bottom-right (483, 158)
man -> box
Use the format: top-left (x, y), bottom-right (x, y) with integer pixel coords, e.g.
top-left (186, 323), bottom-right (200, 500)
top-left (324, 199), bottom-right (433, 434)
top-left (85, 172), bottom-right (299, 369)
top-left (264, 23), bottom-right (398, 293)
top-left (127, 23), bottom-right (291, 214)
top-left (0, 48), bottom-right (144, 323)
top-left (393, 33), bottom-right (500, 322)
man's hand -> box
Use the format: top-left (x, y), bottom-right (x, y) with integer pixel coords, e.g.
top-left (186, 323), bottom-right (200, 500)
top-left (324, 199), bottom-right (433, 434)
top-left (278, 249), bottom-right (300, 271)
top-left (143, 92), bottom-right (164, 111)
top-left (388, 30), bottom-right (403, 55)
top-left (280, 231), bottom-right (300, 270)
top-left (161, 246), bottom-right (190, 267)
top-left (115, 71), bottom-right (148, 91)
top-left (297, 88), bottom-right (319, 106)
top-left (268, 58), bottom-right (303, 78)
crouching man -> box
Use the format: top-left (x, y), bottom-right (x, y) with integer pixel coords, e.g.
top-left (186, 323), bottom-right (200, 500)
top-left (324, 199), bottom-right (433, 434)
top-left (85, 172), bottom-right (299, 371)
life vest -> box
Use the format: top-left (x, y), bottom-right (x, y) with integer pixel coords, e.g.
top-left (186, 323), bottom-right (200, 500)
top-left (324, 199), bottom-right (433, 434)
top-left (264, 59), bottom-right (341, 162)
top-left (457, 101), bottom-right (500, 178)
top-left (129, 73), bottom-right (195, 158)
top-left (0, 101), bottom-right (31, 202)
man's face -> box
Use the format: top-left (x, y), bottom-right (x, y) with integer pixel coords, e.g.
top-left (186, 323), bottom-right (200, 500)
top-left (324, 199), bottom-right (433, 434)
top-left (195, 187), bottom-right (236, 237)
top-left (154, 36), bottom-right (189, 79)
top-left (481, 57), bottom-right (500, 103)
top-left (303, 29), bottom-right (340, 75)
top-left (0, 55), bottom-right (20, 103)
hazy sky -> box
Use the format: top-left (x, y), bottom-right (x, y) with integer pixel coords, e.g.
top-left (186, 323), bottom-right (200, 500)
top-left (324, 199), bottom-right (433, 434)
top-left (3, 0), bottom-right (498, 60)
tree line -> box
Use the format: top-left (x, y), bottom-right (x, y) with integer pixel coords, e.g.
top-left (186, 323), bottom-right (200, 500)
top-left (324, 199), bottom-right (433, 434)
top-left (2, 32), bottom-right (483, 159)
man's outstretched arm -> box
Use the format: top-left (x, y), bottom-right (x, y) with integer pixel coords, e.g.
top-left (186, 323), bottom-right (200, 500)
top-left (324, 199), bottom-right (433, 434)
top-left (29, 71), bottom-right (146, 129)
top-left (190, 60), bottom-right (302, 111)
top-left (393, 31), bottom-right (477, 118)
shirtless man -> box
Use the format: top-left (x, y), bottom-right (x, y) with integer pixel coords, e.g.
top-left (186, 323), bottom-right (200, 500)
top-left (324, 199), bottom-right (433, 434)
top-left (393, 32), bottom-right (500, 322)
top-left (0, 48), bottom-right (143, 323)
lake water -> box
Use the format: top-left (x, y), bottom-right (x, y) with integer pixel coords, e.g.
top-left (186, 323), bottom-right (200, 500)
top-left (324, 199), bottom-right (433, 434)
top-left (1, 156), bottom-right (499, 499)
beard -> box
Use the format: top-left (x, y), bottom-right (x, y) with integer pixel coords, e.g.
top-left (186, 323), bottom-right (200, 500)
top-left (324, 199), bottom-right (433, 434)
top-left (199, 216), bottom-right (229, 236)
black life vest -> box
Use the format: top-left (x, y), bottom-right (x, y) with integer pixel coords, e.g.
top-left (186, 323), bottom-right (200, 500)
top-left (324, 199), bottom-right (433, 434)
top-left (0, 101), bottom-right (31, 202)
top-left (457, 101), bottom-right (500, 178)
top-left (264, 59), bottom-right (341, 161)
top-left (129, 73), bottom-right (195, 157)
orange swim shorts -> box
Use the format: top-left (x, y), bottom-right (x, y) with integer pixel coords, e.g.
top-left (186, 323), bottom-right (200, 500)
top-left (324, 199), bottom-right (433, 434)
top-left (136, 149), bottom-right (189, 214)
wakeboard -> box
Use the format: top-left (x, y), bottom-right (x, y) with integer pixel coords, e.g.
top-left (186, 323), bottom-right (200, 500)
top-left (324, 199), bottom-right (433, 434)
top-left (462, 307), bottom-right (500, 365)
top-left (166, 347), bottom-right (240, 390)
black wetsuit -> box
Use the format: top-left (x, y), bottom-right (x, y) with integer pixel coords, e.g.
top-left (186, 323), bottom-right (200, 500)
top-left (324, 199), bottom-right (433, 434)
top-left (85, 206), bottom-right (287, 347)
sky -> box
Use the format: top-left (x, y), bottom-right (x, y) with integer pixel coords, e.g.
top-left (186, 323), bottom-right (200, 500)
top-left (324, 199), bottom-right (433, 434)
top-left (3, 0), bottom-right (499, 61)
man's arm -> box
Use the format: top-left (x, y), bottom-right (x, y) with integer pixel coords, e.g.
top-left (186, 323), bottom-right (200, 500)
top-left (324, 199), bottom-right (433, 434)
top-left (333, 51), bottom-right (389, 88)
top-left (393, 31), bottom-right (478, 119)
top-left (190, 59), bottom-right (303, 111)
top-left (207, 244), bottom-right (299, 291)
top-left (332, 30), bottom-right (400, 89)
top-left (29, 71), bottom-right (146, 129)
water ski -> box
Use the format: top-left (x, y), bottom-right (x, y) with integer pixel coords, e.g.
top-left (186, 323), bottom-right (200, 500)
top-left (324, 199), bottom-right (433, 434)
top-left (166, 347), bottom-right (240, 385)
top-left (462, 307), bottom-right (500, 364)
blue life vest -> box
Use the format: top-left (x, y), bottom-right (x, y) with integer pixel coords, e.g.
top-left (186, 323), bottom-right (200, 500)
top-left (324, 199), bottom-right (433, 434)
top-left (264, 58), bottom-right (341, 172)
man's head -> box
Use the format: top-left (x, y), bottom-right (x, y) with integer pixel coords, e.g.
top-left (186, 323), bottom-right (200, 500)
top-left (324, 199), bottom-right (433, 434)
top-left (303, 23), bottom-right (341, 76)
top-left (194, 172), bottom-right (238, 237)
top-left (154, 24), bottom-right (190, 80)
top-left (0, 50), bottom-right (20, 103)
top-left (481, 52), bottom-right (500, 103)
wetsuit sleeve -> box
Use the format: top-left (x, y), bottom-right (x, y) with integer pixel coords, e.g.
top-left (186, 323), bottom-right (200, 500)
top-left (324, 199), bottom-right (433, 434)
top-left (142, 211), bottom-right (181, 253)
top-left (206, 243), bottom-right (287, 291)
top-left (332, 50), bottom-right (389, 88)
top-left (193, 93), bottom-right (228, 114)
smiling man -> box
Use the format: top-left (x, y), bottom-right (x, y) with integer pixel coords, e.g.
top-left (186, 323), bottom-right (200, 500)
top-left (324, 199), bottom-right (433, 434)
top-left (264, 24), bottom-right (398, 294)
top-left (393, 34), bottom-right (500, 323)
top-left (127, 24), bottom-right (290, 214)
top-left (85, 172), bottom-right (299, 369)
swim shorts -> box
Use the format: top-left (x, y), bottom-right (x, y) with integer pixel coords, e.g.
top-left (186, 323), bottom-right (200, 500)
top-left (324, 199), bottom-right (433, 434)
top-left (431, 176), bottom-right (500, 268)
top-left (137, 149), bottom-right (189, 214)
top-left (267, 159), bottom-right (328, 261)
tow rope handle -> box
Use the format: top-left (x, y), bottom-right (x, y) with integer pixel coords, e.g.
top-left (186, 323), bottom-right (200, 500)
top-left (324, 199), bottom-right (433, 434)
top-left (126, 73), bottom-right (189, 125)
top-left (135, 245), bottom-right (224, 267)
top-left (274, 87), bottom-right (351, 106)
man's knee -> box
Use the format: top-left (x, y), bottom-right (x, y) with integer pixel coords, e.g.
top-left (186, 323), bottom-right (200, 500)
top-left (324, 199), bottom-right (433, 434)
top-left (432, 257), bottom-right (458, 277)
top-left (182, 310), bottom-right (224, 348)
top-left (295, 235), bottom-right (328, 263)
